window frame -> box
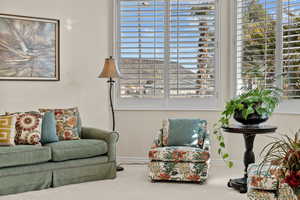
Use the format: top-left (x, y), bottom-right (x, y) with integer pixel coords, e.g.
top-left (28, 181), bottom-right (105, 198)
top-left (231, 0), bottom-right (300, 114)
top-left (113, 0), bottom-right (221, 110)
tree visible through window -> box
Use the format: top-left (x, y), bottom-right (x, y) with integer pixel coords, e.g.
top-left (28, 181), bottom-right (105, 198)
top-left (236, 0), bottom-right (300, 99)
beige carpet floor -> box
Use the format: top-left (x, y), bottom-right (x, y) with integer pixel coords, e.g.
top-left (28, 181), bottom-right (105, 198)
top-left (0, 164), bottom-right (248, 200)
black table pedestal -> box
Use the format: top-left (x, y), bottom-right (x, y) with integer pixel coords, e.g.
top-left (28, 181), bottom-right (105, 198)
top-left (228, 134), bottom-right (256, 193)
top-left (222, 125), bottom-right (277, 194)
top-left (228, 177), bottom-right (248, 193)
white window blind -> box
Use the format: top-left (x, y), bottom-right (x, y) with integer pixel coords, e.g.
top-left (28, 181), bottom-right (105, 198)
top-left (119, 0), bottom-right (166, 98)
top-left (236, 0), bottom-right (278, 93)
top-left (168, 1), bottom-right (216, 97)
top-left (118, 0), bottom-right (218, 102)
top-left (235, 0), bottom-right (300, 99)
top-left (282, 0), bottom-right (300, 98)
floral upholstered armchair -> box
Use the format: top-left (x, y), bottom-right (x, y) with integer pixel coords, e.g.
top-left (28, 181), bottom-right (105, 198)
top-left (148, 119), bottom-right (210, 183)
top-left (247, 164), bottom-right (299, 200)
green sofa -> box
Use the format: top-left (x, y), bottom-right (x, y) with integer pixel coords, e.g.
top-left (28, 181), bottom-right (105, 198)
top-left (0, 127), bottom-right (119, 196)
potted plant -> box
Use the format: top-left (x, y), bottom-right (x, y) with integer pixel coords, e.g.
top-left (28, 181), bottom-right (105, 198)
top-left (259, 132), bottom-right (300, 199)
top-left (213, 87), bottom-right (282, 168)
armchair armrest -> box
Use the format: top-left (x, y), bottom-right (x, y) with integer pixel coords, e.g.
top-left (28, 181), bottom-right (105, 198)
top-left (247, 164), bottom-right (282, 191)
top-left (81, 127), bottom-right (119, 162)
top-left (202, 132), bottom-right (211, 152)
top-left (151, 129), bottom-right (164, 149)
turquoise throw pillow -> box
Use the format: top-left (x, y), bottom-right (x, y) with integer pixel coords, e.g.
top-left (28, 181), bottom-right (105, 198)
top-left (41, 112), bottom-right (59, 144)
top-left (167, 119), bottom-right (205, 147)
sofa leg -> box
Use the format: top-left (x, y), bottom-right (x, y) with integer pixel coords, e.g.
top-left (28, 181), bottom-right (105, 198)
top-left (117, 165), bottom-right (124, 172)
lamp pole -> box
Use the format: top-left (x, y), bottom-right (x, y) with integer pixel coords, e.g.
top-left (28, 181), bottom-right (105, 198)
top-left (98, 56), bottom-right (124, 172)
top-left (108, 77), bottom-right (116, 131)
top-left (108, 77), bottom-right (123, 171)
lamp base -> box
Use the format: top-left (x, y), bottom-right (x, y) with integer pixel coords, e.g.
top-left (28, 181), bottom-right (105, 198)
top-left (117, 165), bottom-right (124, 172)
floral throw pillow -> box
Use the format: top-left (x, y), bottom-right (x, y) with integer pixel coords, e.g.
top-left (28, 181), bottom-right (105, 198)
top-left (15, 112), bottom-right (43, 145)
top-left (39, 108), bottom-right (80, 140)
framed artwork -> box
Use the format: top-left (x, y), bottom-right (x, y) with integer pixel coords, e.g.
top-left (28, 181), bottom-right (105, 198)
top-left (0, 13), bottom-right (60, 81)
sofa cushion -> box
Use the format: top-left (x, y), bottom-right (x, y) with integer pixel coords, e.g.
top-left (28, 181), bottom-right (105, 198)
top-left (45, 139), bottom-right (108, 162)
top-left (149, 146), bottom-right (210, 163)
top-left (0, 145), bottom-right (51, 168)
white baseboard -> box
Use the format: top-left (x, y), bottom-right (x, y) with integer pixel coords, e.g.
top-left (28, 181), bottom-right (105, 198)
top-left (117, 156), bottom-right (243, 168)
top-left (118, 156), bottom-right (148, 164)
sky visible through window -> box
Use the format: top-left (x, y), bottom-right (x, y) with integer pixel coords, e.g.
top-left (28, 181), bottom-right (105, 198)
top-left (120, 0), bottom-right (215, 70)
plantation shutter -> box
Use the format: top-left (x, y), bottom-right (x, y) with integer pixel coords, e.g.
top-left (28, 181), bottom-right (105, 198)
top-left (168, 0), bottom-right (217, 98)
top-left (119, 0), bottom-right (166, 98)
top-left (282, 0), bottom-right (300, 99)
top-left (118, 0), bottom-right (217, 100)
top-left (235, 0), bottom-right (278, 94)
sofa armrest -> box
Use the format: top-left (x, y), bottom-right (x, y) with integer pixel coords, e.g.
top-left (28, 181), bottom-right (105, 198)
top-left (81, 127), bottom-right (119, 162)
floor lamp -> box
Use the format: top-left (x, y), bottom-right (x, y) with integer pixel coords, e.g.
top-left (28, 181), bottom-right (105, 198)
top-left (98, 56), bottom-right (124, 171)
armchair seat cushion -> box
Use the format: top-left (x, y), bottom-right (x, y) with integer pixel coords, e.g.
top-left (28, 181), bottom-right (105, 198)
top-left (149, 161), bottom-right (209, 183)
top-left (45, 139), bottom-right (108, 162)
top-left (247, 164), bottom-right (283, 191)
top-left (149, 146), bottom-right (210, 163)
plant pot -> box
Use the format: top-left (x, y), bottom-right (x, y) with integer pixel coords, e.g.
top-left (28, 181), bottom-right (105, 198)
top-left (233, 110), bottom-right (268, 125)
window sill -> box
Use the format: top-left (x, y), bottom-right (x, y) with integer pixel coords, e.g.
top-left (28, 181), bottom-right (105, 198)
top-left (114, 107), bottom-right (300, 116)
top-left (115, 94), bottom-right (222, 111)
top-left (274, 100), bottom-right (300, 115)
top-left (115, 101), bottom-right (300, 115)
top-left (114, 106), bottom-right (221, 111)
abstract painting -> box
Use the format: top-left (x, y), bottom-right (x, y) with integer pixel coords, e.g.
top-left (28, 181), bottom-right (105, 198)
top-left (0, 14), bottom-right (59, 81)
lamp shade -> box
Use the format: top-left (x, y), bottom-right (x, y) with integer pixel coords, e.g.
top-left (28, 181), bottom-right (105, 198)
top-left (98, 56), bottom-right (121, 78)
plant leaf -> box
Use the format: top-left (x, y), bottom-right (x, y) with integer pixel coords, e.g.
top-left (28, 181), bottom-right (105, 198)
top-left (220, 142), bottom-right (225, 148)
top-left (228, 161), bottom-right (234, 168)
top-left (223, 153), bottom-right (229, 159)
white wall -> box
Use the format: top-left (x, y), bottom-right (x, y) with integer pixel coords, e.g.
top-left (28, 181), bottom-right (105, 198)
top-left (116, 110), bottom-right (300, 164)
top-left (1, 0), bottom-right (300, 167)
top-left (0, 0), bottom-right (112, 129)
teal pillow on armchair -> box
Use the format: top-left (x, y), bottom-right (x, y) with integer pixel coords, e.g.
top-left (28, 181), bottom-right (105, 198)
top-left (167, 118), bottom-right (205, 147)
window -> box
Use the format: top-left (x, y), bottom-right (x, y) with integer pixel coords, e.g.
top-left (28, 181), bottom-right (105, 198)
top-left (116, 0), bottom-right (219, 109)
top-left (235, 0), bottom-right (300, 99)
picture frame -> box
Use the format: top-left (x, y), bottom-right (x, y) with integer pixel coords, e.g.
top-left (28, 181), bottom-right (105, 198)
top-left (0, 13), bottom-right (60, 81)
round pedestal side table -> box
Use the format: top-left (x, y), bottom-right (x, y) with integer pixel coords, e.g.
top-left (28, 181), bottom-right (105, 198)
top-left (222, 125), bottom-right (277, 194)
